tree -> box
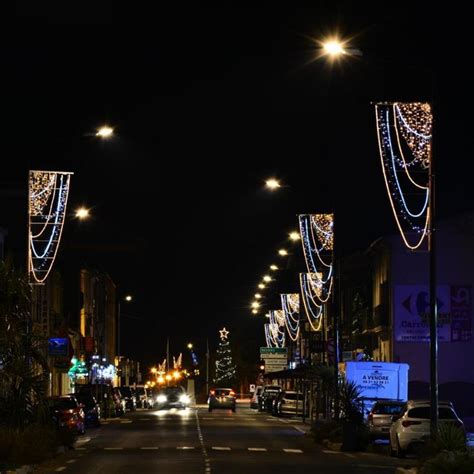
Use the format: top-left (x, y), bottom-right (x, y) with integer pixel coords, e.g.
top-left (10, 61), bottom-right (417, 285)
top-left (213, 327), bottom-right (236, 386)
top-left (0, 259), bottom-right (48, 430)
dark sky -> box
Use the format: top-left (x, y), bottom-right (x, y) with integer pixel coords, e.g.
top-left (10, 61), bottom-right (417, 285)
top-left (4, 3), bottom-right (474, 368)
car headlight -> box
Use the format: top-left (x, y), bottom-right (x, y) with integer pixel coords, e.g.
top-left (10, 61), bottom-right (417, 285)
top-left (179, 394), bottom-right (190, 404)
top-left (157, 395), bottom-right (167, 403)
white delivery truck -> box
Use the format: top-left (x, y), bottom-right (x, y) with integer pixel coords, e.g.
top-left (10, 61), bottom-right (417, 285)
top-left (344, 361), bottom-right (409, 416)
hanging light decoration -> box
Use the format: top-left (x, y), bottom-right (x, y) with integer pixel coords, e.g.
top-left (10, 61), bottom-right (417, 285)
top-left (300, 273), bottom-right (325, 331)
top-left (28, 170), bottom-right (73, 284)
top-left (264, 310), bottom-right (286, 348)
top-left (280, 293), bottom-right (300, 341)
top-left (375, 102), bottom-right (431, 250)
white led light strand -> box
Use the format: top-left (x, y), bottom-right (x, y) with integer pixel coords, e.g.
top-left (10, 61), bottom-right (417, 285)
top-left (299, 273), bottom-right (324, 331)
top-left (28, 170), bottom-right (73, 284)
top-left (375, 103), bottom-right (431, 250)
top-left (267, 310), bottom-right (286, 348)
top-left (281, 294), bottom-right (300, 341)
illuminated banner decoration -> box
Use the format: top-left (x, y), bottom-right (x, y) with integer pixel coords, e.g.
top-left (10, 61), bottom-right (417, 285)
top-left (280, 293), bottom-right (300, 341)
top-left (375, 103), bottom-right (431, 250)
top-left (28, 170), bottom-right (73, 283)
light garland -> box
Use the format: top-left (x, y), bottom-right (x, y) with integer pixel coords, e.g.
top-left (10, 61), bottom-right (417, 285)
top-left (28, 171), bottom-right (73, 284)
top-left (281, 293), bottom-right (300, 341)
top-left (266, 310), bottom-right (286, 347)
top-left (375, 103), bottom-right (431, 250)
top-left (299, 273), bottom-right (324, 331)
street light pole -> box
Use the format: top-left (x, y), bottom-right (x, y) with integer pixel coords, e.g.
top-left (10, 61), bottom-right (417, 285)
top-left (428, 114), bottom-right (438, 437)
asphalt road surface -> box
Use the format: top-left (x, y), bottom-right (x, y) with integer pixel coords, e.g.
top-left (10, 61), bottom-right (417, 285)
top-left (37, 404), bottom-right (414, 473)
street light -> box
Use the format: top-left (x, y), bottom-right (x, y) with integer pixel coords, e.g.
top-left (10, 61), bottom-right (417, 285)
top-left (125, 295), bottom-right (133, 302)
top-left (187, 343), bottom-right (193, 350)
top-left (269, 264), bottom-right (278, 271)
top-left (262, 275), bottom-right (272, 283)
top-left (319, 36), bottom-right (438, 436)
top-left (278, 249), bottom-right (288, 256)
top-left (265, 178), bottom-right (281, 190)
top-left (254, 293), bottom-right (262, 299)
top-left (96, 126), bottom-right (114, 139)
top-left (75, 207), bottom-right (90, 220)
top-left (289, 231), bottom-right (300, 242)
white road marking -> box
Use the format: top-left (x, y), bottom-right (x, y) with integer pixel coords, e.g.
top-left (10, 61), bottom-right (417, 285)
top-left (177, 446), bottom-right (195, 450)
top-left (140, 447), bottom-right (159, 450)
top-left (195, 409), bottom-right (211, 474)
top-left (55, 468), bottom-right (67, 472)
top-left (248, 447), bottom-right (267, 452)
top-left (101, 421), bottom-right (109, 424)
top-left (66, 460), bottom-right (76, 464)
top-left (120, 420), bottom-right (132, 424)
top-left (283, 448), bottom-right (303, 453)
top-left (212, 447), bottom-right (231, 451)
top-left (292, 425), bottom-right (306, 434)
top-left (266, 418), bottom-right (278, 421)
top-left (75, 447), bottom-right (87, 451)
top-left (343, 453), bottom-right (356, 458)
top-left (104, 447), bottom-right (123, 450)
top-left (76, 437), bottom-right (91, 444)
top-left (322, 450), bottom-right (339, 454)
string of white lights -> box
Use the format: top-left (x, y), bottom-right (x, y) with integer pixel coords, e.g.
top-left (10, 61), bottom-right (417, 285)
top-left (268, 310), bottom-right (286, 347)
top-left (299, 273), bottom-right (324, 331)
top-left (281, 294), bottom-right (300, 342)
top-left (375, 103), bottom-right (431, 250)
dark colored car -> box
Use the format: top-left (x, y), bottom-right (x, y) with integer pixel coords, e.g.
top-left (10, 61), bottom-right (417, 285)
top-left (76, 383), bottom-right (124, 418)
top-left (119, 386), bottom-right (137, 411)
top-left (73, 392), bottom-right (101, 427)
top-left (208, 388), bottom-right (236, 412)
top-left (259, 385), bottom-right (281, 412)
top-left (46, 395), bottom-right (85, 435)
top-left (155, 386), bottom-right (190, 409)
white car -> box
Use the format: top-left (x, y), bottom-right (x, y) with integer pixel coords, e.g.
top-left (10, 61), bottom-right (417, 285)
top-left (389, 400), bottom-right (464, 457)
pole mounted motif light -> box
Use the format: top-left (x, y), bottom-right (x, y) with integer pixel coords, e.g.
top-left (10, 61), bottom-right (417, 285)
top-left (281, 293), bottom-right (300, 341)
top-left (375, 102), bottom-right (432, 249)
top-left (28, 170), bottom-right (73, 284)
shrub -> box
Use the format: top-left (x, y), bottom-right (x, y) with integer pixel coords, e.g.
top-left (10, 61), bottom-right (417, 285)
top-left (420, 451), bottom-right (474, 474)
top-left (311, 420), bottom-right (343, 443)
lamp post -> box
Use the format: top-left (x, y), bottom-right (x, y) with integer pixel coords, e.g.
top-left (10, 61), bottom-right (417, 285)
top-left (320, 38), bottom-right (438, 436)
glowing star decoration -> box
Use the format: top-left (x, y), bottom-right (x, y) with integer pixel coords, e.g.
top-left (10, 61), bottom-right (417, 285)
top-left (219, 327), bottom-right (229, 340)
top-left (375, 102), bottom-right (431, 250)
top-left (28, 170), bottom-right (73, 284)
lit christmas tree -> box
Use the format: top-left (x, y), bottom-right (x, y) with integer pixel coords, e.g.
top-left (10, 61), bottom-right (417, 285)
top-left (214, 327), bottom-right (236, 386)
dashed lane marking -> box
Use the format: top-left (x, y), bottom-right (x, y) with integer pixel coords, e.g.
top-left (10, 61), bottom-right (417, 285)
top-left (55, 468), bottom-right (66, 472)
top-left (66, 460), bottom-right (76, 464)
top-left (292, 425), bottom-right (306, 434)
top-left (140, 447), bottom-right (159, 450)
top-left (283, 449), bottom-right (303, 453)
top-left (104, 447), bottom-right (123, 450)
top-left (177, 446), bottom-right (196, 450)
top-left (76, 437), bottom-right (91, 444)
top-left (75, 448), bottom-right (87, 451)
top-left (322, 450), bottom-right (339, 454)
top-left (343, 453), bottom-right (356, 458)
top-left (120, 420), bottom-right (133, 424)
top-left (101, 421), bottom-right (109, 424)
top-left (212, 447), bottom-right (231, 451)
top-left (248, 448), bottom-right (267, 452)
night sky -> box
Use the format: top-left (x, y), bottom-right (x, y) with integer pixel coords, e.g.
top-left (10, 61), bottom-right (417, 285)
top-left (4, 4), bottom-right (474, 368)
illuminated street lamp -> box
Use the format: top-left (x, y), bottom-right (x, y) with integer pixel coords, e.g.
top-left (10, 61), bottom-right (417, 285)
top-left (289, 231), bottom-right (300, 241)
top-left (254, 293), bottom-right (262, 299)
top-left (187, 343), bottom-right (193, 350)
top-left (269, 264), bottom-right (278, 271)
top-left (252, 309), bottom-right (258, 315)
top-left (251, 301), bottom-right (260, 309)
top-left (125, 295), bottom-right (133, 302)
top-left (150, 367), bottom-right (157, 374)
top-left (262, 275), bottom-right (272, 282)
top-left (75, 207), bottom-right (90, 220)
top-left (320, 38), bottom-right (363, 59)
top-left (258, 283), bottom-right (265, 289)
top-left (265, 178), bottom-right (281, 190)
top-left (96, 125), bottom-right (114, 138)
top-left (157, 375), bottom-right (165, 384)
top-left (278, 249), bottom-right (288, 256)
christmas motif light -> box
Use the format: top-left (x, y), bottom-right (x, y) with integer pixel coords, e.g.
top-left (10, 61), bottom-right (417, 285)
top-left (375, 103), bottom-right (431, 250)
top-left (28, 170), bottom-right (73, 284)
top-left (214, 329), bottom-right (236, 384)
top-left (219, 327), bottom-right (229, 340)
top-left (281, 293), bottom-right (300, 341)
top-left (299, 273), bottom-right (324, 331)
top-left (267, 310), bottom-right (286, 347)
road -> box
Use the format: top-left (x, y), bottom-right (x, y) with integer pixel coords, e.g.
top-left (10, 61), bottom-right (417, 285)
top-left (37, 404), bottom-right (413, 473)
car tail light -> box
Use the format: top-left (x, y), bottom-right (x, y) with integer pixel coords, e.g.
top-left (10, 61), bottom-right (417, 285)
top-left (402, 420), bottom-right (422, 428)
top-left (210, 390), bottom-right (215, 396)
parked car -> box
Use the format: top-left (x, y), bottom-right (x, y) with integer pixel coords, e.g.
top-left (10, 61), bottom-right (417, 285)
top-left (46, 395), bottom-right (85, 435)
top-left (134, 385), bottom-right (152, 408)
top-left (73, 392), bottom-right (101, 427)
top-left (119, 386), bottom-right (137, 411)
top-left (389, 400), bottom-right (464, 457)
top-left (259, 385), bottom-right (281, 412)
top-left (155, 386), bottom-right (190, 409)
top-left (76, 383), bottom-right (124, 417)
top-left (208, 388), bottom-right (236, 412)
top-left (367, 400), bottom-right (405, 440)
top-left (273, 391), bottom-right (306, 417)
top-left (250, 386), bottom-right (263, 409)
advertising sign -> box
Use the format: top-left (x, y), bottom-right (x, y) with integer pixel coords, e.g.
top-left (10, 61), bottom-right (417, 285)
top-left (345, 362), bottom-right (409, 401)
top-left (394, 285), bottom-right (451, 342)
top-left (451, 286), bottom-right (472, 342)
top-left (48, 338), bottom-right (69, 356)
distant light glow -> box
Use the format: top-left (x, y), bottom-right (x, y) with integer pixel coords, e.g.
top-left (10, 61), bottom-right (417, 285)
top-left (252, 309), bottom-right (258, 314)
top-left (75, 207), bottom-right (90, 220)
top-left (270, 264), bottom-right (278, 271)
top-left (251, 301), bottom-right (260, 309)
top-left (125, 295), bottom-right (133, 302)
top-left (254, 293), bottom-right (262, 299)
top-left (289, 231), bottom-right (300, 241)
top-left (258, 283), bottom-right (265, 289)
top-left (265, 178), bottom-right (281, 190)
top-left (96, 126), bottom-right (114, 138)
top-left (278, 249), bottom-right (288, 256)
top-left (323, 40), bottom-right (345, 56)
top-left (263, 275), bottom-right (272, 282)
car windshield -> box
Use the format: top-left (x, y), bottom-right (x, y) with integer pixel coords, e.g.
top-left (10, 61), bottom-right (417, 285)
top-left (372, 403), bottom-right (404, 415)
top-left (407, 407), bottom-right (457, 419)
top-left (120, 387), bottom-right (133, 397)
top-left (48, 398), bottom-right (77, 410)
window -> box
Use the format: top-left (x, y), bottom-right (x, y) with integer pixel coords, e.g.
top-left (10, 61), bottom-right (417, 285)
top-left (372, 403), bottom-right (404, 415)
